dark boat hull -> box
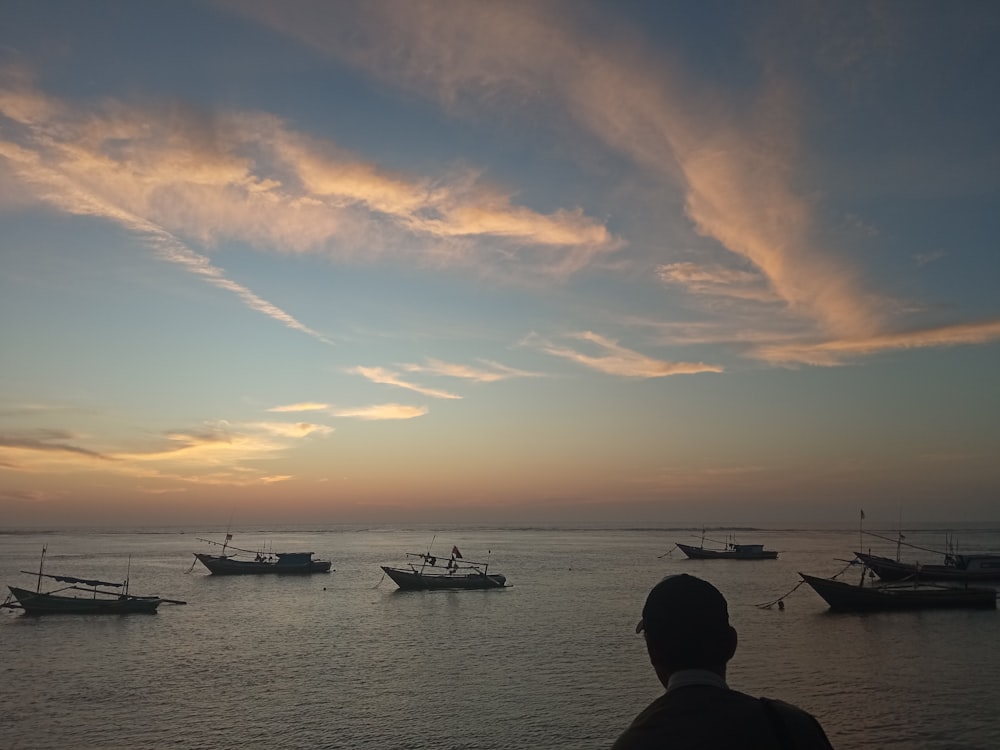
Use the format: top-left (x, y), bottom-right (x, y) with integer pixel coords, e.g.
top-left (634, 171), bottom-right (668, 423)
top-left (855, 552), bottom-right (1000, 582)
top-left (799, 573), bottom-right (997, 612)
top-left (381, 566), bottom-right (507, 591)
top-left (675, 543), bottom-right (778, 560)
top-left (194, 553), bottom-right (332, 575)
top-left (6, 586), bottom-right (161, 615)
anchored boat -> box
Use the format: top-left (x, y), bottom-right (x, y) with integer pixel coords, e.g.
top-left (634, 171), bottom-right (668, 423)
top-left (193, 534), bottom-right (332, 575)
top-left (675, 530), bottom-right (778, 560)
top-left (381, 544), bottom-right (507, 590)
top-left (799, 571), bottom-right (997, 612)
top-left (2, 547), bottom-right (186, 615)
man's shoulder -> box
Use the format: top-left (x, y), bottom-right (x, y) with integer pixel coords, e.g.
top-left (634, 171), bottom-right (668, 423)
top-left (759, 697), bottom-right (835, 749)
top-left (611, 686), bottom-right (775, 749)
top-left (612, 689), bottom-right (834, 750)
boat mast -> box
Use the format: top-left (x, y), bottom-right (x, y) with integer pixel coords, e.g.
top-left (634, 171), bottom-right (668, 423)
top-left (36, 545), bottom-right (47, 593)
top-left (895, 506), bottom-right (903, 562)
top-left (420, 535), bottom-right (436, 575)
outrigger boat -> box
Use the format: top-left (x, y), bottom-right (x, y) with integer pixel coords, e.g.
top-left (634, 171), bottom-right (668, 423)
top-left (381, 544), bottom-right (507, 590)
top-left (855, 530), bottom-right (1000, 583)
top-left (799, 572), bottom-right (997, 612)
top-left (2, 547), bottom-right (186, 615)
top-left (675, 530), bottom-right (778, 560)
top-left (193, 534), bottom-right (332, 575)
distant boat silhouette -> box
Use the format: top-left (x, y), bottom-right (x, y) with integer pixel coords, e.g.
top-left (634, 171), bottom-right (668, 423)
top-left (381, 543), bottom-right (507, 590)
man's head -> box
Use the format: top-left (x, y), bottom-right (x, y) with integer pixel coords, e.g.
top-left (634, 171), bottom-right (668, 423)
top-left (635, 574), bottom-right (737, 681)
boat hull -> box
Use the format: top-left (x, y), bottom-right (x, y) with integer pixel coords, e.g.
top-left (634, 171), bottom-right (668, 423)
top-left (194, 553), bottom-right (332, 575)
top-left (7, 586), bottom-right (161, 615)
top-left (381, 566), bottom-right (507, 591)
top-left (855, 552), bottom-right (1000, 582)
top-left (799, 574), bottom-right (997, 612)
top-left (676, 543), bottom-right (778, 560)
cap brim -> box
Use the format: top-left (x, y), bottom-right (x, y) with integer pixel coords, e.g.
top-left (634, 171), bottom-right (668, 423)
top-left (635, 618), bottom-right (644, 634)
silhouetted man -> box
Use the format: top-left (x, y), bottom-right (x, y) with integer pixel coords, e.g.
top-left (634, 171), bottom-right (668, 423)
top-left (612, 574), bottom-right (834, 749)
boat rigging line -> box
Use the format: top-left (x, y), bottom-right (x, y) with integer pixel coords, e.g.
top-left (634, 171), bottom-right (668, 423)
top-left (862, 529), bottom-right (951, 557)
top-left (755, 558), bottom-right (858, 610)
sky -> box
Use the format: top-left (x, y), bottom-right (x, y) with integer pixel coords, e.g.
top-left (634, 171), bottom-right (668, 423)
top-left (1, 1), bottom-right (999, 528)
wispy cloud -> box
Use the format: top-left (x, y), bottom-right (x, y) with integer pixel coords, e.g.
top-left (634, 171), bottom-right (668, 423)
top-left (329, 403), bottom-right (429, 420)
top-left (0, 429), bottom-right (113, 461)
top-left (0, 80), bottom-right (335, 345)
top-left (657, 262), bottom-right (779, 303)
top-left (0, 68), bottom-right (621, 287)
top-left (402, 358), bottom-right (544, 382)
top-left (525, 331), bottom-right (723, 378)
top-left (347, 365), bottom-right (463, 399)
top-left (0, 419), bottom-right (332, 487)
top-left (914, 251), bottom-right (946, 268)
top-left (267, 402), bottom-right (332, 413)
top-left (754, 319), bottom-right (1000, 366)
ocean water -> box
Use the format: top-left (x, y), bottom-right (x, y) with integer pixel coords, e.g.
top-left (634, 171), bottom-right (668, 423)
top-left (2, 525), bottom-right (999, 750)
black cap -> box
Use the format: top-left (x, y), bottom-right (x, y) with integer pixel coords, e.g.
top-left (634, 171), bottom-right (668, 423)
top-left (635, 574), bottom-right (730, 638)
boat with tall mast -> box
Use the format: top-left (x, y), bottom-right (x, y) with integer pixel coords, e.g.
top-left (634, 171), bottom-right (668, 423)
top-left (856, 530), bottom-right (1000, 583)
top-left (2, 547), bottom-right (186, 615)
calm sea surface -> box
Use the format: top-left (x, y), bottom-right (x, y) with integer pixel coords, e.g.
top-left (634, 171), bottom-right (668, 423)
top-left (2, 525), bottom-right (999, 750)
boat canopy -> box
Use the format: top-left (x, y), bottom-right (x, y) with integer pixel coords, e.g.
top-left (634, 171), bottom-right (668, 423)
top-left (22, 572), bottom-right (124, 588)
top-left (275, 552), bottom-right (314, 563)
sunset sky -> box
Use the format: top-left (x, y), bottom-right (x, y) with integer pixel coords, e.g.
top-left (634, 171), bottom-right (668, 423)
top-left (2, 1), bottom-right (998, 527)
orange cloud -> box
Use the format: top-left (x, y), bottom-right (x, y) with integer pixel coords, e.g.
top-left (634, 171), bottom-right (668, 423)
top-left (267, 402), bottom-right (332, 413)
top-left (347, 366), bottom-right (462, 399)
top-left (657, 262), bottom-right (779, 303)
top-left (755, 319), bottom-right (1000, 365)
top-left (328, 403), bottom-right (429, 420)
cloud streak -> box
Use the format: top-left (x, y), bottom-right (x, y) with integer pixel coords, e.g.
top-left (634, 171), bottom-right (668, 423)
top-left (754, 319), bottom-right (1000, 366)
top-left (402, 358), bottom-right (544, 383)
top-left (657, 262), bottom-right (779, 304)
top-left (0, 418), bottom-right (333, 487)
top-left (526, 331), bottom-right (723, 378)
top-left (347, 365), bottom-right (463, 399)
top-left (329, 403), bottom-right (429, 420)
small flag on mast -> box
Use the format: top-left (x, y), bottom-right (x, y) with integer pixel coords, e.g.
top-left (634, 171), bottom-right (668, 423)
top-left (225, 533), bottom-right (233, 541)
top-left (451, 545), bottom-right (462, 559)
top-left (860, 509), bottom-right (865, 521)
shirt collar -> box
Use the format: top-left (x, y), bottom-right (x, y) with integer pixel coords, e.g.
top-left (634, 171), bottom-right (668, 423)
top-left (665, 669), bottom-right (728, 693)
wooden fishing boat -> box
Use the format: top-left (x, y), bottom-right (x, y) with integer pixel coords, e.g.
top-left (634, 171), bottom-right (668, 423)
top-left (854, 551), bottom-right (1000, 583)
top-left (193, 535), bottom-right (332, 575)
top-left (676, 542), bottom-right (778, 560)
top-left (675, 530), bottom-right (778, 560)
top-left (799, 572), bottom-right (997, 612)
top-left (5, 584), bottom-right (164, 615)
top-left (381, 545), bottom-right (507, 590)
top-left (855, 528), bottom-right (1000, 583)
top-left (2, 548), bottom-right (185, 615)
